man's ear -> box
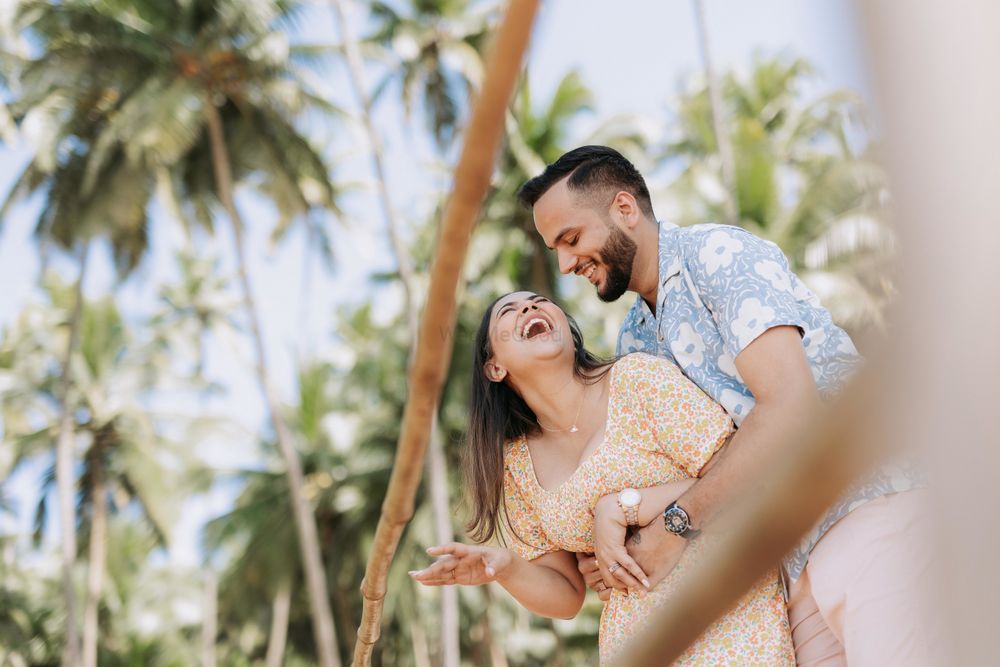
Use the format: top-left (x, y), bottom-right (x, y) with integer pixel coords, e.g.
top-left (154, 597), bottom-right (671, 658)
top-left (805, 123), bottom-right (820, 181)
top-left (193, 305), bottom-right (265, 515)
top-left (484, 360), bottom-right (507, 383)
top-left (611, 191), bottom-right (640, 229)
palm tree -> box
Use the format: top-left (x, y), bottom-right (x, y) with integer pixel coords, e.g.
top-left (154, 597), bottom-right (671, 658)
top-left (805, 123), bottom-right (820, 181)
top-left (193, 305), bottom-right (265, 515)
top-left (352, 1), bottom-right (539, 662)
top-left (8, 2), bottom-right (344, 664)
top-left (329, 1), bottom-right (462, 662)
top-left (482, 70), bottom-right (653, 299)
top-left (0, 281), bottom-right (206, 667)
top-left (690, 0), bottom-right (738, 225)
top-left (662, 54), bottom-right (894, 332)
top-left (365, 0), bottom-right (496, 151)
top-left (2, 5), bottom-right (166, 654)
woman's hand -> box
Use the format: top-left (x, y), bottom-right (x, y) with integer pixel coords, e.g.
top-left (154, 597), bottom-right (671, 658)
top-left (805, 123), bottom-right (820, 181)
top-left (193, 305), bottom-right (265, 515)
top-left (592, 494), bottom-right (650, 595)
top-left (409, 542), bottom-right (513, 587)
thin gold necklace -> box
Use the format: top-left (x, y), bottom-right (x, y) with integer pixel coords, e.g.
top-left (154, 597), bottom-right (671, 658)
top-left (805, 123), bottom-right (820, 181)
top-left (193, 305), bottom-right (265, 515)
top-left (537, 384), bottom-right (586, 433)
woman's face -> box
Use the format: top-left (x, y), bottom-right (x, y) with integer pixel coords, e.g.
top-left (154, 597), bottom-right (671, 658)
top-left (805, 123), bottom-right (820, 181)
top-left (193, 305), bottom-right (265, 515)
top-left (485, 291), bottom-right (575, 383)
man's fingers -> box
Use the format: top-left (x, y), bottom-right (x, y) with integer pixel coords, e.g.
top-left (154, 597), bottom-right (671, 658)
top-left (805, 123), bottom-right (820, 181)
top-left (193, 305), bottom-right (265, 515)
top-left (576, 552), bottom-right (599, 575)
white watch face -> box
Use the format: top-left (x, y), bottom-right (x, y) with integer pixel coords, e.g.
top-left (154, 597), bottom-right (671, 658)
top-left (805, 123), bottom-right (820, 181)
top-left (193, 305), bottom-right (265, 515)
top-left (619, 488), bottom-right (641, 507)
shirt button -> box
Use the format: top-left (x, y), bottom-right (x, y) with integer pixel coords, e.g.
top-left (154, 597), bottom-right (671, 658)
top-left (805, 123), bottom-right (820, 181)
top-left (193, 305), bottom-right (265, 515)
top-left (657, 331), bottom-right (664, 342)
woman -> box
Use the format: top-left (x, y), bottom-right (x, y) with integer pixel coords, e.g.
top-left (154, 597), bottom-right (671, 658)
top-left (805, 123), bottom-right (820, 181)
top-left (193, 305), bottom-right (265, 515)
top-left (410, 292), bottom-right (792, 665)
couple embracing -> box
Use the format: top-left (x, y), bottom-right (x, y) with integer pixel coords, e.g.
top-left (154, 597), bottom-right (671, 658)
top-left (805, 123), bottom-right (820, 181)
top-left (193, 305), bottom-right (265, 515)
top-left (410, 146), bottom-right (932, 665)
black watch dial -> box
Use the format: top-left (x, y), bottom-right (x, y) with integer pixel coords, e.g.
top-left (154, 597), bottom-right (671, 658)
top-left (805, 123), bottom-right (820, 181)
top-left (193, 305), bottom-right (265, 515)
top-left (663, 504), bottom-right (693, 536)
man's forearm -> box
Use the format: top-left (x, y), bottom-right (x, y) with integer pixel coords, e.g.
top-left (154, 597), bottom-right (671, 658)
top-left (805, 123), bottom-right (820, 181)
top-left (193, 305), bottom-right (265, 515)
top-left (673, 396), bottom-right (817, 529)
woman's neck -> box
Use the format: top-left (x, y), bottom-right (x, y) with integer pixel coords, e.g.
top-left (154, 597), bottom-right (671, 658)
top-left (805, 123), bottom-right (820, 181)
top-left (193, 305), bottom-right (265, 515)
top-left (512, 363), bottom-right (607, 435)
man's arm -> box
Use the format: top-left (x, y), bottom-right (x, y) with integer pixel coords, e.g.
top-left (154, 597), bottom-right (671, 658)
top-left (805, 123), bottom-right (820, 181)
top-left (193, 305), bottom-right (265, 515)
top-left (676, 325), bottom-right (820, 527)
top-left (626, 325), bottom-right (821, 584)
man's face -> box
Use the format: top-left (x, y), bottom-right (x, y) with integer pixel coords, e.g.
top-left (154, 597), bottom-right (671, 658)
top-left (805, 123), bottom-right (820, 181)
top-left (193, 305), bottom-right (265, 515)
top-left (532, 179), bottom-right (637, 302)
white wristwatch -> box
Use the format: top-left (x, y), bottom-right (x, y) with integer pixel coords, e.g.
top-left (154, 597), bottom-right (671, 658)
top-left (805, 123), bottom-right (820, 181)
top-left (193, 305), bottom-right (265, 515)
top-left (617, 488), bottom-right (642, 527)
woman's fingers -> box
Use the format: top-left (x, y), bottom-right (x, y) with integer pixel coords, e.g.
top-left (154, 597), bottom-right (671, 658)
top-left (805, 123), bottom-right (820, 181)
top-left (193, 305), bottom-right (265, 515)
top-left (426, 542), bottom-right (470, 557)
top-left (610, 552), bottom-right (650, 591)
top-left (409, 554), bottom-right (456, 580)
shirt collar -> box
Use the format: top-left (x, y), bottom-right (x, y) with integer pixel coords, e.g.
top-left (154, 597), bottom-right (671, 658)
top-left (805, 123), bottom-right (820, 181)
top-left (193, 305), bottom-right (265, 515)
top-left (654, 221), bottom-right (682, 317)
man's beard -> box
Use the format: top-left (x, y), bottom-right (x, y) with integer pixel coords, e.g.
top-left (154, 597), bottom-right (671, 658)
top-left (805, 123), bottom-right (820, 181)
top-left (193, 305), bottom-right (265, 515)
top-left (596, 225), bottom-right (637, 302)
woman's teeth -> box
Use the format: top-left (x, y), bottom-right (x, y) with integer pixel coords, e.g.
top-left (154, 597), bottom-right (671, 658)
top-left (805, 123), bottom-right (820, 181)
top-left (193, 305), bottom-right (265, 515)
top-left (522, 318), bottom-right (552, 339)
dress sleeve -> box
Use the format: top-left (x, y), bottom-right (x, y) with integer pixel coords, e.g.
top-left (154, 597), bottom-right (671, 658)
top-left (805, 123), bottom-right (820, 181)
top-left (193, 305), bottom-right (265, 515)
top-left (686, 226), bottom-right (809, 359)
top-left (501, 454), bottom-right (560, 561)
top-left (626, 354), bottom-right (733, 478)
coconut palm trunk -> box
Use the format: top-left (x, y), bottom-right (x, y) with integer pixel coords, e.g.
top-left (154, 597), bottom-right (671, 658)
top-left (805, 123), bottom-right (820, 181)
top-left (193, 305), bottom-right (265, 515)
top-left (81, 432), bottom-right (109, 667)
top-left (201, 571), bottom-right (218, 667)
top-left (351, 1), bottom-right (540, 663)
top-left (328, 1), bottom-right (460, 663)
top-left (203, 96), bottom-right (340, 667)
top-left (265, 580), bottom-right (292, 667)
top-left (56, 241), bottom-right (90, 667)
top-left (692, 0), bottom-right (739, 226)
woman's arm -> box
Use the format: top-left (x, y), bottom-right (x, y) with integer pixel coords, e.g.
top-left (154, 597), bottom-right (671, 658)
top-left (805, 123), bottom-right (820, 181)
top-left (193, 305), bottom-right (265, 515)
top-left (410, 542), bottom-right (585, 620)
top-left (590, 479), bottom-right (695, 593)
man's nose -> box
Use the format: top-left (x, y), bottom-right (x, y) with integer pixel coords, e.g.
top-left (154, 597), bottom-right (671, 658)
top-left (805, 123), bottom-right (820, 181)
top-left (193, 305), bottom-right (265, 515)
top-left (557, 248), bottom-right (577, 275)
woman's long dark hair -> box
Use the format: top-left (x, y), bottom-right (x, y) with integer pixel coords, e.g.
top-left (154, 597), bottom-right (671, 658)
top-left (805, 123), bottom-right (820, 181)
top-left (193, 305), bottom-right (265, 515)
top-left (463, 293), bottom-right (615, 545)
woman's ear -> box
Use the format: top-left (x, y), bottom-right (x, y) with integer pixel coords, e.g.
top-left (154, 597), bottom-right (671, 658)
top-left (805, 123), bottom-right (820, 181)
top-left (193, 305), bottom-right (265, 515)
top-left (484, 360), bottom-right (507, 383)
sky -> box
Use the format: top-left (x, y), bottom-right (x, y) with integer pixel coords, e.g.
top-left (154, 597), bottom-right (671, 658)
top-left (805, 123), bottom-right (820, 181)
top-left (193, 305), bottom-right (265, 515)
top-left (0, 0), bottom-right (872, 568)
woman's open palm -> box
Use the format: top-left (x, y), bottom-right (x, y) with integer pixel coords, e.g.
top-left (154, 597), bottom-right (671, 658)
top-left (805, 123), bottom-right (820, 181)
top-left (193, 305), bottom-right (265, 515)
top-left (409, 542), bottom-right (513, 587)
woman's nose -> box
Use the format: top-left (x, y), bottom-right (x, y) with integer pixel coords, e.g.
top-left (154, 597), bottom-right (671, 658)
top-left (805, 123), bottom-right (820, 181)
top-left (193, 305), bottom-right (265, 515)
top-left (520, 302), bottom-right (538, 314)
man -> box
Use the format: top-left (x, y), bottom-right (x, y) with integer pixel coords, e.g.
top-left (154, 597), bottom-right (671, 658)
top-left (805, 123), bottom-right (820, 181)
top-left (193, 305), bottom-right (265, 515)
top-left (517, 145), bottom-right (933, 666)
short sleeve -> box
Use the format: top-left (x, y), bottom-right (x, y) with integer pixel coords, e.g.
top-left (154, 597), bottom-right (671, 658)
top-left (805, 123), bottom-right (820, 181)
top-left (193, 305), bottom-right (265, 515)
top-left (622, 354), bottom-right (733, 478)
top-left (686, 226), bottom-right (809, 359)
top-left (501, 453), bottom-right (559, 561)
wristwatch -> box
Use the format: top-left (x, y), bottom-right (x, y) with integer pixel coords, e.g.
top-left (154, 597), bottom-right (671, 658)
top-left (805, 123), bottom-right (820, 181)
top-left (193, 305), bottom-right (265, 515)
top-left (663, 501), bottom-right (700, 539)
top-left (617, 488), bottom-right (642, 527)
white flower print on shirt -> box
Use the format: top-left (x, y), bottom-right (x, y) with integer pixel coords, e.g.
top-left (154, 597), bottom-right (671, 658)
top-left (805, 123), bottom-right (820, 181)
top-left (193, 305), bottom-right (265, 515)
top-left (717, 352), bottom-right (743, 381)
top-left (754, 259), bottom-right (793, 293)
top-left (699, 230), bottom-right (744, 276)
top-left (671, 322), bottom-right (706, 367)
top-left (619, 330), bottom-right (645, 354)
top-left (730, 298), bottom-right (777, 349)
top-left (837, 337), bottom-right (858, 356)
top-left (719, 387), bottom-right (756, 425)
top-left (792, 277), bottom-right (822, 306)
top-left (801, 328), bottom-right (828, 358)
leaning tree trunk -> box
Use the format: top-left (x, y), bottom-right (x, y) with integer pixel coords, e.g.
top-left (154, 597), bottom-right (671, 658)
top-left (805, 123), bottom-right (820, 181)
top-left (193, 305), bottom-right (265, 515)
top-left (265, 580), bottom-right (292, 667)
top-left (351, 1), bottom-right (540, 664)
top-left (328, 2), bottom-right (461, 664)
top-left (203, 97), bottom-right (340, 667)
top-left (692, 0), bottom-right (739, 226)
top-left (81, 432), bottom-right (109, 667)
top-left (56, 241), bottom-right (90, 667)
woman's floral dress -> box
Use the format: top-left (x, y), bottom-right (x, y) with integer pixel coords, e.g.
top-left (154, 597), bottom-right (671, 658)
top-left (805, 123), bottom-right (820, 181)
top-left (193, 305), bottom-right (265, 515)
top-left (502, 353), bottom-right (794, 665)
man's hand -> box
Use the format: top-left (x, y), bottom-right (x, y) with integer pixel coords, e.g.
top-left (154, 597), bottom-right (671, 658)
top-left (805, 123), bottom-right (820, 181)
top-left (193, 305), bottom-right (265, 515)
top-left (575, 552), bottom-right (627, 602)
top-left (626, 521), bottom-right (687, 589)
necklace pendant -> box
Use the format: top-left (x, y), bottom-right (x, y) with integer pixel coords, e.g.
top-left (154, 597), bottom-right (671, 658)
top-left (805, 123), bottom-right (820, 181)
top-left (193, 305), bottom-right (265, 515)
top-left (569, 425), bottom-right (579, 433)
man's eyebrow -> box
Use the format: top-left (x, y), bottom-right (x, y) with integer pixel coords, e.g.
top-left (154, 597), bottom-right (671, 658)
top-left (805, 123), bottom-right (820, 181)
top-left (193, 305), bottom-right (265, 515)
top-left (546, 227), bottom-right (574, 250)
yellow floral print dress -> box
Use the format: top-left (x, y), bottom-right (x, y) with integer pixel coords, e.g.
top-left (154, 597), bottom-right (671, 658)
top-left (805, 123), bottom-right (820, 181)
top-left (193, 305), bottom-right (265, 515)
top-left (502, 353), bottom-right (794, 665)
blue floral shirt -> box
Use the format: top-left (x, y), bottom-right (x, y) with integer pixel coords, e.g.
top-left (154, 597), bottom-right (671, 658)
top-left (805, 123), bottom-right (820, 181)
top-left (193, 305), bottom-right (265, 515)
top-left (617, 222), bottom-right (918, 580)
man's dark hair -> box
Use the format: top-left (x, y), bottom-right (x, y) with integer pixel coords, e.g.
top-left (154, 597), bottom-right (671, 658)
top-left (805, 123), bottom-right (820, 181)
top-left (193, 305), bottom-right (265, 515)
top-left (516, 145), bottom-right (655, 219)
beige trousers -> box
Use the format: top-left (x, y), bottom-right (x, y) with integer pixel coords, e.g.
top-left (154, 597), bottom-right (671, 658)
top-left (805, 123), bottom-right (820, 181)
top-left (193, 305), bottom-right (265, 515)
top-left (787, 490), bottom-right (946, 667)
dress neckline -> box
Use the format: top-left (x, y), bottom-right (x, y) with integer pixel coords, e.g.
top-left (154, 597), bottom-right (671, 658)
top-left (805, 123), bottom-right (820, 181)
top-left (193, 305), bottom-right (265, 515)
top-left (520, 360), bottom-right (624, 494)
